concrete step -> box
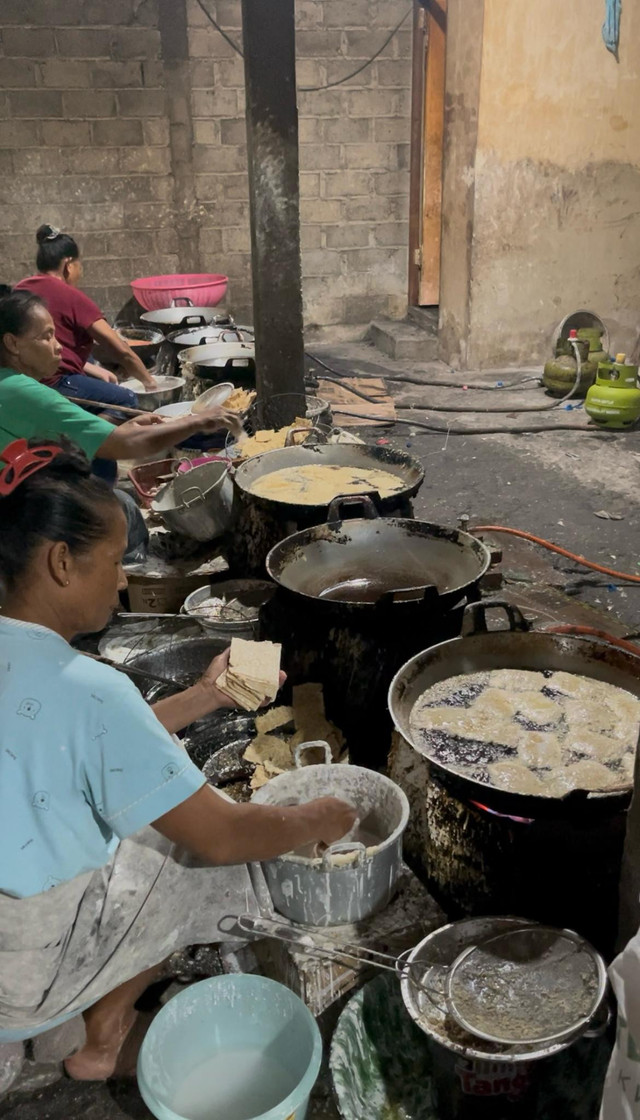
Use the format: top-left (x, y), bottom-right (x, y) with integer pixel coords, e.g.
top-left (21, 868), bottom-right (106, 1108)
top-left (367, 316), bottom-right (439, 361)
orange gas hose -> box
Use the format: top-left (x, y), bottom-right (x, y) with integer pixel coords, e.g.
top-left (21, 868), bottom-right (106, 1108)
top-left (470, 525), bottom-right (640, 585)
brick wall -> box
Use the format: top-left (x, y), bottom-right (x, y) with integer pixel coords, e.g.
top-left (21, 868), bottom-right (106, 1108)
top-left (188, 0), bottom-right (412, 328)
top-left (0, 0), bottom-right (412, 328)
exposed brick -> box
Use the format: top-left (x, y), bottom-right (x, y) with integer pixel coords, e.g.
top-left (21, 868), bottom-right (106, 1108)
top-left (393, 30), bottom-right (412, 58)
top-left (90, 62), bottom-right (145, 88)
top-left (344, 295), bottom-right (379, 323)
top-left (123, 201), bottom-right (174, 228)
top-left (63, 90), bottom-right (117, 118)
top-left (296, 59), bottom-right (325, 89)
top-left (341, 246), bottom-right (401, 273)
top-left (343, 195), bottom-right (401, 221)
top-left (198, 227), bottom-right (224, 256)
top-left (143, 118), bottom-right (170, 145)
top-left (295, 0), bottom-right (324, 29)
top-left (324, 117), bottom-right (372, 143)
top-left (342, 143), bottom-right (397, 169)
top-left (117, 88), bottom-right (166, 116)
top-left (91, 119), bottom-right (144, 145)
top-left (194, 144), bottom-right (246, 172)
top-left (324, 224), bottom-right (370, 248)
top-left (376, 0), bottom-right (414, 22)
top-left (300, 225), bottom-right (322, 250)
top-left (219, 118), bottom-right (246, 145)
top-left (343, 30), bottom-right (395, 58)
top-left (298, 89), bottom-right (345, 117)
top-left (324, 170), bottom-right (372, 197)
top-left (221, 225), bottom-right (250, 253)
top-left (12, 147), bottom-right (120, 175)
top-left (213, 58), bottom-right (244, 89)
top-left (188, 25), bottom-right (238, 59)
top-left (40, 60), bottom-right (93, 88)
top-left (192, 88), bottom-right (241, 117)
top-left (2, 27), bottom-right (55, 56)
top-left (345, 89), bottom-right (400, 117)
top-left (224, 174), bottom-right (249, 199)
top-left (42, 120), bottom-right (92, 146)
top-left (54, 29), bottom-right (115, 58)
top-left (83, 0), bottom-right (159, 26)
top-left (82, 256), bottom-right (139, 284)
top-left (0, 151), bottom-right (14, 175)
top-left (376, 58), bottom-right (411, 86)
top-left (8, 91), bottom-right (63, 118)
top-left (323, 59), bottom-right (374, 86)
top-left (299, 144), bottom-right (342, 170)
top-left (323, 0), bottom-right (371, 27)
top-left (300, 198), bottom-right (343, 224)
top-left (192, 119), bottom-right (220, 144)
top-left (295, 30), bottom-right (343, 57)
top-left (0, 120), bottom-right (40, 147)
top-left (155, 227), bottom-right (179, 254)
top-left (397, 143), bottom-right (410, 170)
top-left (373, 221), bottom-right (409, 246)
top-left (298, 117), bottom-right (324, 144)
top-left (0, 60), bottom-right (38, 88)
top-left (210, 1), bottom-right (243, 30)
top-left (300, 172), bottom-right (321, 198)
top-left (374, 117), bottom-right (407, 142)
top-left (373, 169), bottom-right (408, 195)
top-left (110, 27), bottom-right (161, 60)
top-left (119, 146), bottom-right (171, 174)
top-left (141, 60), bottom-right (164, 87)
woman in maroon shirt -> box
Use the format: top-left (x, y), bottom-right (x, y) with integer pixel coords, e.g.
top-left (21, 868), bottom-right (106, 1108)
top-left (16, 225), bottom-right (157, 412)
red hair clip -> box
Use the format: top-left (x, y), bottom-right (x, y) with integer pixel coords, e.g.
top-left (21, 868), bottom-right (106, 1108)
top-left (0, 439), bottom-right (64, 496)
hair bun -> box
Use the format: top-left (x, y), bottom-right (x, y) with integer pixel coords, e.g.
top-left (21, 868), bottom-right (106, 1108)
top-left (36, 224), bottom-right (61, 244)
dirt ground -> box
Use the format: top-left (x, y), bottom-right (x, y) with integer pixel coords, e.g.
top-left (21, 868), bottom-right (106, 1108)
top-left (2, 340), bottom-right (636, 1120)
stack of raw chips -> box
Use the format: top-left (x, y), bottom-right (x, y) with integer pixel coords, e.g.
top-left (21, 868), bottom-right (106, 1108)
top-left (217, 637), bottom-right (282, 711)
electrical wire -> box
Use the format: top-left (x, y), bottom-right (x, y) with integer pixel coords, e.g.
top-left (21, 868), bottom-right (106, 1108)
top-left (307, 351), bottom-right (542, 392)
top-left (330, 408), bottom-right (596, 435)
top-left (469, 526), bottom-right (640, 585)
top-left (193, 0), bottom-right (412, 92)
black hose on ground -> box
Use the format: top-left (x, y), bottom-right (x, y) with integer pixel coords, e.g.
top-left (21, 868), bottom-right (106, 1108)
top-left (333, 408), bottom-right (597, 436)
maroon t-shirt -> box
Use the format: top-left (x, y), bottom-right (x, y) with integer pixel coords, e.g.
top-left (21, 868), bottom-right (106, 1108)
top-left (14, 274), bottom-right (103, 385)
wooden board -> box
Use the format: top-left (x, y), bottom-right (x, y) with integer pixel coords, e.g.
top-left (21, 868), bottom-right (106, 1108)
top-left (317, 375), bottom-right (396, 428)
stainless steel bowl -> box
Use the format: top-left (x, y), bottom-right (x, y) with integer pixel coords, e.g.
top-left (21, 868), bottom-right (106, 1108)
top-left (122, 374), bottom-right (186, 411)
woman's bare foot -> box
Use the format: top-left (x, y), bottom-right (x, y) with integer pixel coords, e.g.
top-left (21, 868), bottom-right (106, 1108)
top-left (64, 1010), bottom-right (138, 1081)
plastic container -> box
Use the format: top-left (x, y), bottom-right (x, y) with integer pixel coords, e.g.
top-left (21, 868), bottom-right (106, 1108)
top-left (128, 459), bottom-right (177, 507)
top-left (137, 974), bottom-right (322, 1120)
top-left (131, 273), bottom-right (228, 312)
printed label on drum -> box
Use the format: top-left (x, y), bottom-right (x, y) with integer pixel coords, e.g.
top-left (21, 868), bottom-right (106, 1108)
top-left (455, 1058), bottom-right (531, 1098)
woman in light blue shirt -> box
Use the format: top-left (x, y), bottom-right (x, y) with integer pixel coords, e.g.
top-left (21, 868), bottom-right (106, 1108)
top-left (0, 438), bottom-right (355, 1081)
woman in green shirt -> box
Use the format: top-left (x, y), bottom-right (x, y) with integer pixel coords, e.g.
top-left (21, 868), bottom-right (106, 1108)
top-left (0, 290), bottom-right (241, 465)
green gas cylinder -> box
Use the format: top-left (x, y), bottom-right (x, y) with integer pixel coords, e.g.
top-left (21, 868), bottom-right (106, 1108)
top-left (577, 326), bottom-right (608, 367)
top-left (585, 353), bottom-right (640, 428)
top-left (543, 332), bottom-right (596, 398)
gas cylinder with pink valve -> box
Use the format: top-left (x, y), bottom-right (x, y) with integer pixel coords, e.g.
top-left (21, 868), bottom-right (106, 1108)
top-left (543, 329), bottom-right (596, 398)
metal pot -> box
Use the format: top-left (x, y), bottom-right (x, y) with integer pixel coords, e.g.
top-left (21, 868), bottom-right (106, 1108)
top-left (151, 460), bottom-right (234, 541)
top-left (233, 442), bottom-right (424, 519)
top-left (168, 324), bottom-right (254, 352)
top-left (389, 599), bottom-right (640, 820)
top-left (181, 578), bottom-right (275, 640)
top-left (251, 741), bottom-right (409, 926)
top-left (121, 374), bottom-right (185, 411)
top-left (178, 341), bottom-right (256, 384)
top-left (115, 326), bottom-right (164, 368)
top-left (139, 299), bottom-right (230, 333)
top-left (266, 496), bottom-right (490, 608)
top-left (400, 916), bottom-right (609, 1120)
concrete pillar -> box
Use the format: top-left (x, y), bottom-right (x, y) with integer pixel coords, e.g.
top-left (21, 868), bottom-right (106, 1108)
top-left (241, 0), bottom-right (305, 418)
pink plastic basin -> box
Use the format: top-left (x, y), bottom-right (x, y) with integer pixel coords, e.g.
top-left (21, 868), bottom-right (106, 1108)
top-left (131, 274), bottom-right (228, 311)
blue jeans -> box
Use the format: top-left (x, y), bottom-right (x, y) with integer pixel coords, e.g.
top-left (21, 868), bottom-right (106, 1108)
top-left (56, 372), bottom-right (139, 487)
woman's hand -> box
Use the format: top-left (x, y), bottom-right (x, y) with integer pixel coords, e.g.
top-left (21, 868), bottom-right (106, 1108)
top-left (199, 648), bottom-right (287, 710)
top-left (197, 406), bottom-right (244, 440)
top-left (84, 362), bottom-right (118, 384)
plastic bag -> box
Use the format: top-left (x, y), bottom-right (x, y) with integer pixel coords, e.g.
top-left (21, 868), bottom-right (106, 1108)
top-left (600, 929), bottom-right (640, 1118)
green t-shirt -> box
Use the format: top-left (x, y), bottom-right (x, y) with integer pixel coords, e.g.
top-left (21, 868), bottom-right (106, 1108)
top-left (0, 367), bottom-right (114, 460)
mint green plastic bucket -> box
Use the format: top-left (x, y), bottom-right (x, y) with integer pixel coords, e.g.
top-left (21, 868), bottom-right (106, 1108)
top-left (137, 974), bottom-right (322, 1120)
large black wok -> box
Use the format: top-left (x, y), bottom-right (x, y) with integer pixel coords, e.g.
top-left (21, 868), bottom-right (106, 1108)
top-left (389, 600), bottom-right (640, 820)
top-left (233, 442), bottom-right (424, 519)
top-left (266, 496), bottom-right (490, 608)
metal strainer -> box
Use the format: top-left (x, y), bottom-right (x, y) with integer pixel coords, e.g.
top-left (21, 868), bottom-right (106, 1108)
top-left (444, 925), bottom-right (606, 1046)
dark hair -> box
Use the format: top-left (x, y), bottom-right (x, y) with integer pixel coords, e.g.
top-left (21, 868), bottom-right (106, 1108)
top-left (0, 284), bottom-right (12, 299)
top-left (35, 224), bottom-right (79, 272)
top-left (0, 290), bottom-right (47, 340)
top-left (0, 440), bottom-right (118, 591)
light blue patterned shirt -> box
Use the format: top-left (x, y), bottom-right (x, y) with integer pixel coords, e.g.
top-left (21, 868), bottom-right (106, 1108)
top-left (0, 616), bottom-right (206, 898)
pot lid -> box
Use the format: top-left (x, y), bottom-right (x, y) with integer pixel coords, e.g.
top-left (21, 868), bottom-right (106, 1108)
top-left (191, 382), bottom-right (234, 412)
top-left (170, 325), bottom-right (254, 346)
top-left (140, 306), bottom-right (230, 327)
top-left (179, 341), bottom-right (256, 367)
top-left (445, 926), bottom-right (605, 1046)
